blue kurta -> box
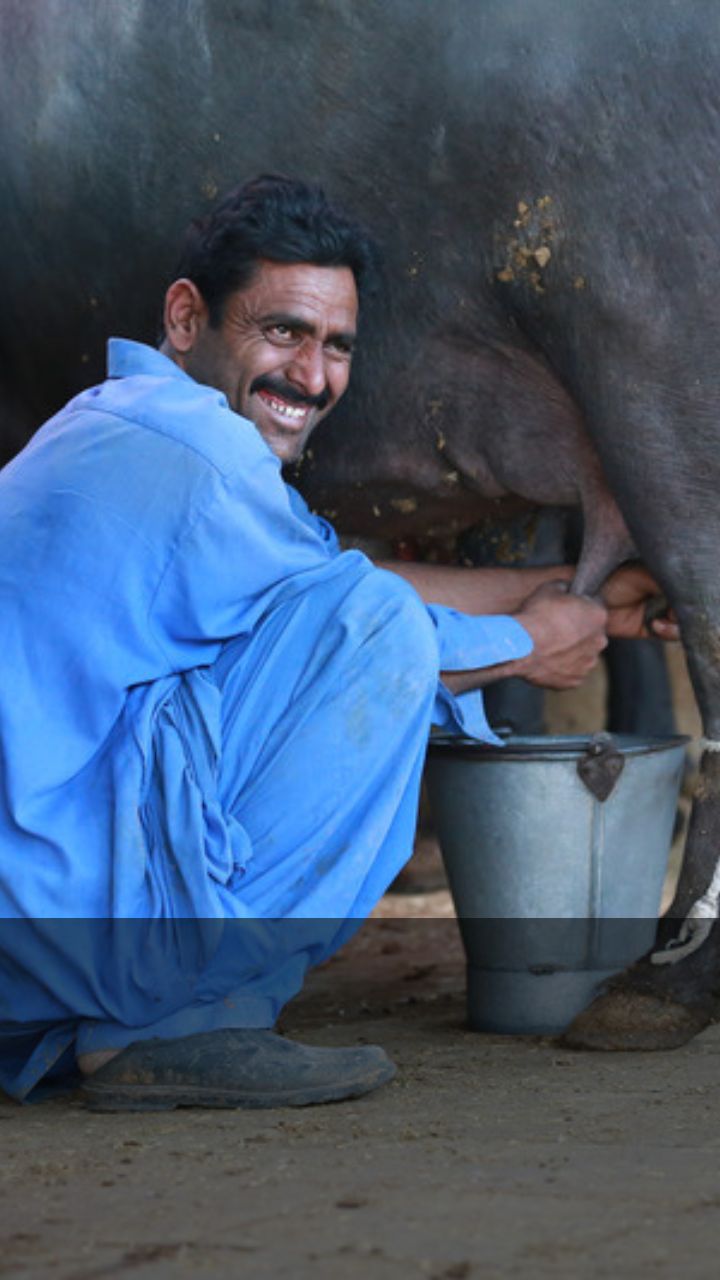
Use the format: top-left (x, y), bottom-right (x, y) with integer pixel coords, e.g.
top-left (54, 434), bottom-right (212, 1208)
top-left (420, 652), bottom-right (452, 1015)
top-left (0, 340), bottom-right (531, 1099)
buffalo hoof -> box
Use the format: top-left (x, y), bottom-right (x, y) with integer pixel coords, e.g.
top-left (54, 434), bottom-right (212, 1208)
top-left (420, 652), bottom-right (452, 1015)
top-left (561, 990), bottom-right (713, 1052)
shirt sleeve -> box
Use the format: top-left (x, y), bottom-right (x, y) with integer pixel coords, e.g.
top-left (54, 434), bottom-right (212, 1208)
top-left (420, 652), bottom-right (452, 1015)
top-left (425, 604), bottom-right (533, 745)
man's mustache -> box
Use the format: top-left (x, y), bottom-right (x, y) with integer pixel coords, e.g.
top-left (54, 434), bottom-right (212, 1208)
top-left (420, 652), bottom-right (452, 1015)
top-left (250, 375), bottom-right (330, 411)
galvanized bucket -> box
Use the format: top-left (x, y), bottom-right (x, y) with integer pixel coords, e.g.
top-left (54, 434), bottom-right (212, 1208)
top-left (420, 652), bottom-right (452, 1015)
top-left (425, 732), bottom-right (689, 1035)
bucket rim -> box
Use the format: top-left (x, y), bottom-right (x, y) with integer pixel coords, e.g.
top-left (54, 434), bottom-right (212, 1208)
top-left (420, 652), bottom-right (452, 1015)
top-left (427, 731), bottom-right (691, 762)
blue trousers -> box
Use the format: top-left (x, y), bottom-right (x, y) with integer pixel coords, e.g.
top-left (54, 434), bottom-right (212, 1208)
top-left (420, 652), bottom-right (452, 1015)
top-left (0, 564), bottom-right (439, 1099)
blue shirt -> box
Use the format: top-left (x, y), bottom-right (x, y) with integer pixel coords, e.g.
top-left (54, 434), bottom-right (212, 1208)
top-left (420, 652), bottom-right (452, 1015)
top-left (0, 339), bottom-right (531, 924)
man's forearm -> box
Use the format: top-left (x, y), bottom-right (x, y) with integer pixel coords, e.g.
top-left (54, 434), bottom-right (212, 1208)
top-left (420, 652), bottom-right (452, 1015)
top-left (376, 563), bottom-right (609, 693)
top-left (375, 559), bottom-right (574, 615)
top-left (375, 557), bottom-right (674, 695)
top-left (441, 659), bottom-right (529, 694)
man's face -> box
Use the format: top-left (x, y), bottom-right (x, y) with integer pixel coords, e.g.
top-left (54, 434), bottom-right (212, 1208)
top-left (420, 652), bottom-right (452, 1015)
top-left (176, 260), bottom-right (358, 463)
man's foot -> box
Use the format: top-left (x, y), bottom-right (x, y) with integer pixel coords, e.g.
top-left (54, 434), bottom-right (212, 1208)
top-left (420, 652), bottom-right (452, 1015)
top-left (80, 1029), bottom-right (396, 1112)
top-left (77, 1048), bottom-right (121, 1075)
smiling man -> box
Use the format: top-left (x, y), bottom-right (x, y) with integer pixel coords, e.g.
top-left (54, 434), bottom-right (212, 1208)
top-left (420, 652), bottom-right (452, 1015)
top-left (163, 258), bottom-right (357, 463)
top-left (0, 175), bottom-right (673, 1111)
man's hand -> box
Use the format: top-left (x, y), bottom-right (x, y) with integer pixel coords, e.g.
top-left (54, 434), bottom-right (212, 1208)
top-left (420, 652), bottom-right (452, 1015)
top-left (601, 564), bottom-right (679, 641)
top-left (513, 581), bottom-right (609, 690)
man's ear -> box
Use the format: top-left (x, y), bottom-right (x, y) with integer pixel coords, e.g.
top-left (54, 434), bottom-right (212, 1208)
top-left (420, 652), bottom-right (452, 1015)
top-left (162, 279), bottom-right (208, 355)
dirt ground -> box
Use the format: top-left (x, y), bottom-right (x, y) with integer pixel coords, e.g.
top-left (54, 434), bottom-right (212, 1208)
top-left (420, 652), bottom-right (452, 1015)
top-left (2, 650), bottom-right (718, 1280)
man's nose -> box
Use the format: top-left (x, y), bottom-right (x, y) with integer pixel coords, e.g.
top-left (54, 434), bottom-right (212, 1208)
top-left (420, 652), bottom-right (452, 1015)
top-left (286, 339), bottom-right (328, 398)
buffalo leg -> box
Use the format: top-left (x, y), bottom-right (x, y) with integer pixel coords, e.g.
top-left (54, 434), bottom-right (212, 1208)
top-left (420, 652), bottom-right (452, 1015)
top-left (560, 399), bottom-right (720, 1049)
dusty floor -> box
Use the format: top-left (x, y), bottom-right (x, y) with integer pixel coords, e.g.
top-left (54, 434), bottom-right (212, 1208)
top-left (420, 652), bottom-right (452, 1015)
top-left (2, 651), bottom-right (717, 1280)
top-left (1, 914), bottom-right (719, 1280)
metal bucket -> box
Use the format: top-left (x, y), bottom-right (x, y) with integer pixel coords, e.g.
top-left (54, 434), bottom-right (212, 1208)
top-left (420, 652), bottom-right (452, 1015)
top-left (425, 732), bottom-right (689, 1035)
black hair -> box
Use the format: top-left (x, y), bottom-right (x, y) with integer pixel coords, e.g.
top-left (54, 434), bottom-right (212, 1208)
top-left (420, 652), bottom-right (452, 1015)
top-left (169, 173), bottom-right (380, 326)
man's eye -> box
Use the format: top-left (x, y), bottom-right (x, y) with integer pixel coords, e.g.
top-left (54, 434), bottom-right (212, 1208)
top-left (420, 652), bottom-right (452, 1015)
top-left (265, 324), bottom-right (300, 343)
top-left (327, 339), bottom-right (354, 357)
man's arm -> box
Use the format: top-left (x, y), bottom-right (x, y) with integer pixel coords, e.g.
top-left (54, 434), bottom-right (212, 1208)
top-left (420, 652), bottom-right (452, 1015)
top-left (441, 579), bottom-right (609, 693)
top-left (376, 559), bottom-right (678, 694)
top-left (375, 560), bottom-right (574, 616)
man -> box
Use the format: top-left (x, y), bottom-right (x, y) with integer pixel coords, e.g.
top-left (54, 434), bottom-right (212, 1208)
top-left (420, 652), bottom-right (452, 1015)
top-left (0, 175), bottom-right (674, 1110)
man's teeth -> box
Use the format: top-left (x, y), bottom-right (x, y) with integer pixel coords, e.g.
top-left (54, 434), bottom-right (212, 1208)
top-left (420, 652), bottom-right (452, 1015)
top-left (265, 395), bottom-right (307, 420)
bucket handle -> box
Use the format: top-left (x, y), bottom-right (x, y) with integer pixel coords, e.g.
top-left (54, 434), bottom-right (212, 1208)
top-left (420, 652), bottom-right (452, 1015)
top-left (577, 732), bottom-right (625, 802)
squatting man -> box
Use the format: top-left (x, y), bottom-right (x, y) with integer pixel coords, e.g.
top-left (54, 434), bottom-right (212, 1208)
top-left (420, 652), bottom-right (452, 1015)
top-left (0, 176), bottom-right (676, 1110)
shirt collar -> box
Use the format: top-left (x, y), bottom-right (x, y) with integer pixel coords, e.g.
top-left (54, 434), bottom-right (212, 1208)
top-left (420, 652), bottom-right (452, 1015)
top-left (107, 338), bottom-right (192, 382)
